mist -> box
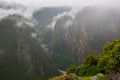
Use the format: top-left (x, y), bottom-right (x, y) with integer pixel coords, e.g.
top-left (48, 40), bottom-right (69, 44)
top-left (0, 0), bottom-right (120, 80)
top-left (2, 0), bottom-right (120, 9)
top-left (0, 0), bottom-right (120, 21)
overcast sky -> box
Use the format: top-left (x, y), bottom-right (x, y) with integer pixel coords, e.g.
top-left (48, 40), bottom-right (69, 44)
top-left (2, 0), bottom-right (120, 9)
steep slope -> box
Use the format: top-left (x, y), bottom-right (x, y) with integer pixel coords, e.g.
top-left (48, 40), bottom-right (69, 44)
top-left (0, 15), bottom-right (58, 80)
top-left (40, 7), bottom-right (120, 69)
top-left (33, 7), bottom-right (71, 33)
top-left (74, 7), bottom-right (120, 53)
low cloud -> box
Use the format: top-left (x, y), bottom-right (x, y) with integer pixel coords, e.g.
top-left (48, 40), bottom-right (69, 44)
top-left (3, 0), bottom-right (120, 9)
top-left (0, 1), bottom-right (33, 20)
top-left (47, 8), bottom-right (79, 30)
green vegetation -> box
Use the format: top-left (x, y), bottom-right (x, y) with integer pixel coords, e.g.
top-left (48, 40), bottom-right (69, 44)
top-left (97, 76), bottom-right (107, 80)
top-left (49, 74), bottom-right (81, 80)
top-left (98, 40), bottom-right (120, 73)
top-left (0, 15), bottom-right (58, 80)
top-left (50, 40), bottom-right (120, 80)
top-left (66, 54), bottom-right (100, 76)
top-left (81, 75), bottom-right (107, 80)
top-left (50, 74), bottom-right (107, 80)
top-left (67, 40), bottom-right (120, 76)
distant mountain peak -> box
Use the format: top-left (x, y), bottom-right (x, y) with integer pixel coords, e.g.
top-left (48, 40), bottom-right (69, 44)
top-left (0, 1), bottom-right (33, 21)
top-left (0, 1), bottom-right (26, 10)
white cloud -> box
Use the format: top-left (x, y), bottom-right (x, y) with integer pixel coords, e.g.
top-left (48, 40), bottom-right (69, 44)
top-left (47, 10), bottom-right (75, 30)
top-left (0, 0), bottom-right (120, 28)
top-left (2, 0), bottom-right (120, 9)
top-left (0, 6), bottom-right (33, 20)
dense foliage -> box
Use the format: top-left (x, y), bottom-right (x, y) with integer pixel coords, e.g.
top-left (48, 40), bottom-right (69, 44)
top-left (66, 40), bottom-right (120, 77)
top-left (98, 40), bottom-right (120, 73)
top-left (51, 40), bottom-right (120, 80)
top-left (66, 54), bottom-right (100, 76)
top-left (0, 15), bottom-right (58, 80)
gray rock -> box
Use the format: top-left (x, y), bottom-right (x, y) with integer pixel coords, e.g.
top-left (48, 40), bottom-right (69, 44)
top-left (91, 76), bottom-right (98, 80)
top-left (97, 73), bottom-right (104, 77)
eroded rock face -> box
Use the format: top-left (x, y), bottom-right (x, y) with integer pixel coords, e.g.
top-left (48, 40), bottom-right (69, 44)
top-left (40, 7), bottom-right (120, 70)
top-left (107, 72), bottom-right (120, 80)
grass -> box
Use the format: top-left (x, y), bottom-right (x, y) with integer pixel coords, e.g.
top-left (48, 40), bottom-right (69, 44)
top-left (81, 76), bottom-right (90, 80)
top-left (97, 76), bottom-right (107, 80)
top-left (81, 75), bottom-right (107, 80)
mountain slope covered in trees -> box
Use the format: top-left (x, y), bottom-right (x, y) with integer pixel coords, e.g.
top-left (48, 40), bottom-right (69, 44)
top-left (50, 40), bottom-right (120, 80)
top-left (0, 15), bottom-right (58, 80)
top-left (0, 2), bottom-right (120, 79)
top-left (38, 7), bottom-right (120, 70)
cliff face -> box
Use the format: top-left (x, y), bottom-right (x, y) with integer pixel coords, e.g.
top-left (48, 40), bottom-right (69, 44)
top-left (33, 7), bottom-right (71, 33)
top-left (74, 7), bottom-right (120, 53)
top-left (0, 15), bottom-right (58, 80)
top-left (39, 7), bottom-right (120, 69)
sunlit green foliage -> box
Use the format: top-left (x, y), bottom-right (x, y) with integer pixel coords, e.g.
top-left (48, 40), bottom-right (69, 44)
top-left (66, 40), bottom-right (120, 77)
top-left (84, 53), bottom-right (98, 66)
top-left (66, 65), bottom-right (76, 74)
top-left (98, 40), bottom-right (120, 73)
top-left (66, 54), bottom-right (100, 76)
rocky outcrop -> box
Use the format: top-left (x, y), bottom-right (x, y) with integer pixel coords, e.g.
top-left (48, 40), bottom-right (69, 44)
top-left (107, 72), bottom-right (120, 80)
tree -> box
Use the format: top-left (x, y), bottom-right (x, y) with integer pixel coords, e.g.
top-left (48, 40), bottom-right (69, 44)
top-left (66, 54), bottom-right (100, 76)
top-left (66, 65), bottom-right (76, 74)
top-left (98, 40), bottom-right (120, 73)
top-left (84, 53), bottom-right (98, 66)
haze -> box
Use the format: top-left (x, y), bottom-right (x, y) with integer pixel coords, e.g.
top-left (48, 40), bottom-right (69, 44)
top-left (2, 0), bottom-right (120, 9)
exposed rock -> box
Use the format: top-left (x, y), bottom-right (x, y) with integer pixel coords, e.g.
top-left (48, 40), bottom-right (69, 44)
top-left (97, 73), bottom-right (104, 77)
top-left (107, 72), bottom-right (120, 80)
top-left (90, 76), bottom-right (98, 80)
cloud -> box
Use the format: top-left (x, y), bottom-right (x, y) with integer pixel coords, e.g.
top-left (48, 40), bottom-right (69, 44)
top-left (47, 9), bottom-right (77, 30)
top-left (0, 1), bottom-right (33, 21)
top-left (0, 0), bottom-right (120, 29)
top-left (0, 8), bottom-right (33, 20)
top-left (0, 1), bottom-right (35, 28)
top-left (2, 0), bottom-right (120, 9)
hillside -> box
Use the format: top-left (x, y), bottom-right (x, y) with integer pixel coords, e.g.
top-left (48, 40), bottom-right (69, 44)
top-left (0, 1), bottom-right (120, 79)
top-left (50, 40), bottom-right (120, 80)
top-left (0, 15), bottom-right (58, 80)
top-left (38, 7), bottom-right (120, 69)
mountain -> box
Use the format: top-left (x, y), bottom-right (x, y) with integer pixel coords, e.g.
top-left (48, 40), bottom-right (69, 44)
top-left (0, 2), bottom-right (72, 79)
top-left (0, 15), bottom-right (58, 80)
top-left (0, 1), bottom-right (26, 10)
top-left (0, 1), bottom-right (32, 20)
top-left (33, 7), bottom-right (76, 69)
top-left (33, 7), bottom-right (71, 33)
top-left (1, 1), bottom-right (120, 79)
top-left (73, 7), bottom-right (120, 53)
top-left (38, 6), bottom-right (120, 70)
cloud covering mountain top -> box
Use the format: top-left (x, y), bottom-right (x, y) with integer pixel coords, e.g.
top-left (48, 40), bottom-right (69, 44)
top-left (0, 1), bottom-right (33, 20)
top-left (0, 0), bottom-right (120, 27)
top-left (0, 0), bottom-right (120, 20)
top-left (2, 0), bottom-right (120, 9)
